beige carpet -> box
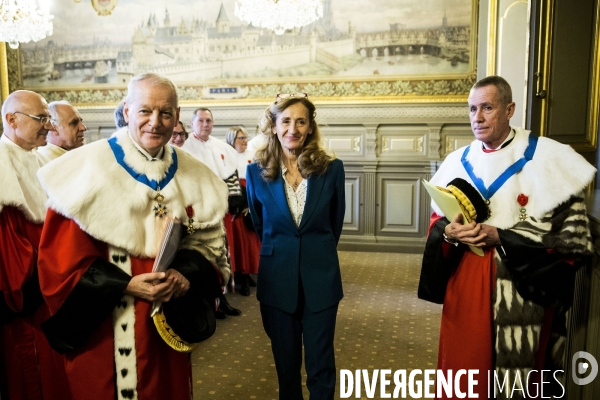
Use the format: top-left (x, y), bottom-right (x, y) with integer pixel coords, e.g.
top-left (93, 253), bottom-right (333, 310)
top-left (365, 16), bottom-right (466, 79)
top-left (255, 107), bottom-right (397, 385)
top-left (192, 251), bottom-right (442, 399)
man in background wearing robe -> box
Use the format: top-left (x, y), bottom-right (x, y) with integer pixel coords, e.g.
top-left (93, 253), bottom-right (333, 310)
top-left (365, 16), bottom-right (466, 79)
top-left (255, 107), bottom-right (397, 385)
top-left (37, 73), bottom-right (229, 400)
top-left (0, 90), bottom-right (69, 400)
top-left (419, 76), bottom-right (595, 399)
top-left (38, 100), bottom-right (87, 160)
top-left (181, 107), bottom-right (243, 318)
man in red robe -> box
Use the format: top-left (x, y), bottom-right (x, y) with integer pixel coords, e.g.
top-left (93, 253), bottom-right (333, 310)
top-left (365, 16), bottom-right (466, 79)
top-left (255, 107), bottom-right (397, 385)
top-left (419, 76), bottom-right (595, 399)
top-left (0, 90), bottom-right (69, 400)
top-left (36, 73), bottom-right (230, 400)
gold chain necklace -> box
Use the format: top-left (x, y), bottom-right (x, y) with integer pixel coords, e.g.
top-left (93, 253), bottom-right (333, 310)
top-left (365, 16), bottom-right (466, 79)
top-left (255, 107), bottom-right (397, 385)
top-left (286, 168), bottom-right (302, 189)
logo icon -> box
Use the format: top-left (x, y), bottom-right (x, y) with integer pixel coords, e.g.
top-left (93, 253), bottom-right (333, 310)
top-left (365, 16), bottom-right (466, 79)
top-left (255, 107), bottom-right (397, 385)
top-left (572, 351), bottom-right (598, 385)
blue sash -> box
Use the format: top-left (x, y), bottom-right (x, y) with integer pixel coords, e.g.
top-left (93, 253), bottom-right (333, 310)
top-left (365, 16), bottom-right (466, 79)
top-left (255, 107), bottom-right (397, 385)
top-left (108, 136), bottom-right (178, 191)
top-left (460, 134), bottom-right (538, 201)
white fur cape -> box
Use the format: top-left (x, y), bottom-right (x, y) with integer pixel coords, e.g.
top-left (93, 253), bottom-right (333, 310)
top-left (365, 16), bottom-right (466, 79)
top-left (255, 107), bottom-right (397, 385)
top-left (37, 129), bottom-right (229, 258)
top-left (37, 142), bottom-right (67, 161)
top-left (430, 127), bottom-right (596, 229)
top-left (0, 135), bottom-right (48, 223)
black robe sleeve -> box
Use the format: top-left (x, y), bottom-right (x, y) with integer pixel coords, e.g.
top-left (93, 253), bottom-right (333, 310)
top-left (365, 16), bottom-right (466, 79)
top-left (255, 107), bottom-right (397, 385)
top-left (418, 218), bottom-right (466, 304)
top-left (497, 229), bottom-right (585, 308)
top-left (41, 258), bottom-right (131, 354)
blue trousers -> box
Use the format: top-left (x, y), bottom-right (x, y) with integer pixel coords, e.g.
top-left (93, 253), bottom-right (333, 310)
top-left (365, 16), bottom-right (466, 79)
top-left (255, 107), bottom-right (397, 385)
top-left (260, 301), bottom-right (339, 400)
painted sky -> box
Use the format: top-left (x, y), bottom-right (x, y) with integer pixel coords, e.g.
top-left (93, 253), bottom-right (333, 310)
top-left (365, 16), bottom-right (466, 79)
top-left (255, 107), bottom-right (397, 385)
top-left (27, 0), bottom-right (471, 48)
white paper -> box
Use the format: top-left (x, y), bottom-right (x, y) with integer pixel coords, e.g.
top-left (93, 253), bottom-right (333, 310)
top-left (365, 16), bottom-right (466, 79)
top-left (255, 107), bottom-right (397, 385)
top-left (150, 218), bottom-right (183, 316)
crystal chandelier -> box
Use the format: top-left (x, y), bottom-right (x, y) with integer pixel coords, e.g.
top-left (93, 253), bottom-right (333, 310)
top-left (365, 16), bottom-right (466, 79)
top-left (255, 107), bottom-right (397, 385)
top-left (234, 0), bottom-right (323, 35)
top-left (0, 0), bottom-right (53, 49)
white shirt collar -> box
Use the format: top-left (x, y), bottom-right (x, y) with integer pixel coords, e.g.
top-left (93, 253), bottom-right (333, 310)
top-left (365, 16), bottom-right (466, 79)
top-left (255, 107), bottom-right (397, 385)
top-left (482, 127), bottom-right (515, 150)
top-left (128, 130), bottom-right (165, 161)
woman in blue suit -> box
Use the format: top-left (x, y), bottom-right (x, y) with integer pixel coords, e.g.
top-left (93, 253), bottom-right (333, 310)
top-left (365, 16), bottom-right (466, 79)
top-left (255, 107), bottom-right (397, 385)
top-left (246, 93), bottom-right (345, 400)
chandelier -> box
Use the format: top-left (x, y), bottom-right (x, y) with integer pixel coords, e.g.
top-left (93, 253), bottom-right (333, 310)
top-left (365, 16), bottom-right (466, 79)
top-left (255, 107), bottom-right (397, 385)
top-left (0, 0), bottom-right (53, 49)
top-left (234, 0), bottom-right (323, 35)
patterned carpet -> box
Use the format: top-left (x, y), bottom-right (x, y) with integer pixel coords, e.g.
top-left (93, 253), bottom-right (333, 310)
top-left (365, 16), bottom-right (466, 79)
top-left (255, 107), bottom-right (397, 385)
top-left (192, 251), bottom-right (442, 399)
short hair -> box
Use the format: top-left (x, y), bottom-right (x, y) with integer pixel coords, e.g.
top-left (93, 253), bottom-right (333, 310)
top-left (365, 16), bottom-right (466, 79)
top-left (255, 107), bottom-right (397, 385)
top-left (126, 73), bottom-right (178, 107)
top-left (176, 120), bottom-right (189, 139)
top-left (225, 126), bottom-right (247, 147)
top-left (255, 96), bottom-right (333, 181)
top-left (48, 100), bottom-right (71, 125)
top-left (471, 76), bottom-right (513, 105)
top-left (114, 99), bottom-right (127, 129)
top-left (192, 107), bottom-right (213, 122)
top-left (1, 90), bottom-right (47, 131)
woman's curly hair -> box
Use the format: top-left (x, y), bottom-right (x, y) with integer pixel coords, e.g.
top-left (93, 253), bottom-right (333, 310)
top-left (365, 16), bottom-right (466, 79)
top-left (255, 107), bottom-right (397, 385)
top-left (254, 97), bottom-right (333, 181)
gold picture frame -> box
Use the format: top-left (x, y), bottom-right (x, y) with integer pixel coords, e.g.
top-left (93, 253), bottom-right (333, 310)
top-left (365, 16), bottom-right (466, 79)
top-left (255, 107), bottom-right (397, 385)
top-left (2, 0), bottom-right (478, 106)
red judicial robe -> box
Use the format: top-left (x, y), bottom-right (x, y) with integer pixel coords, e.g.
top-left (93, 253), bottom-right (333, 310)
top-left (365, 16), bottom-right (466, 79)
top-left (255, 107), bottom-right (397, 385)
top-left (0, 207), bottom-right (44, 400)
top-left (36, 130), bottom-right (230, 400)
top-left (0, 134), bottom-right (71, 400)
top-left (39, 209), bottom-right (192, 400)
top-left (224, 179), bottom-right (260, 276)
top-left (420, 128), bottom-right (596, 399)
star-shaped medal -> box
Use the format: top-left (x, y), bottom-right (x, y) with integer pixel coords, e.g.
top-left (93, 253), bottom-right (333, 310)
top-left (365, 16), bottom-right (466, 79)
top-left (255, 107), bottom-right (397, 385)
top-left (153, 187), bottom-right (167, 218)
top-left (154, 203), bottom-right (168, 218)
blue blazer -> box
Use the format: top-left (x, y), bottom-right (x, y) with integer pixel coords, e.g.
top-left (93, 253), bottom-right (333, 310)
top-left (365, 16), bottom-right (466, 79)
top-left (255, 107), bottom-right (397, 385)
top-left (246, 159), bottom-right (345, 314)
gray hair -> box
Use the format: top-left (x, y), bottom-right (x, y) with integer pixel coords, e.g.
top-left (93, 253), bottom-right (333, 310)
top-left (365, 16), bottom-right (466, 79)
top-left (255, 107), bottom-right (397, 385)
top-left (471, 75), bottom-right (513, 106)
top-left (225, 126), bottom-right (247, 147)
top-left (191, 107), bottom-right (213, 122)
top-left (125, 73), bottom-right (178, 107)
top-left (114, 99), bottom-right (127, 129)
top-left (48, 100), bottom-right (71, 125)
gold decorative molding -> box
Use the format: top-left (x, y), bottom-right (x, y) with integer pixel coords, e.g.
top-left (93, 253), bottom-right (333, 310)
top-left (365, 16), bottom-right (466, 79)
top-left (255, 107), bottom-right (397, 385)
top-left (327, 136), bottom-right (362, 153)
top-left (445, 135), bottom-right (474, 154)
top-left (586, 0), bottom-right (600, 150)
top-left (353, 137), bottom-right (361, 152)
top-left (91, 0), bottom-right (118, 16)
top-left (537, 0), bottom-right (554, 138)
top-left (487, 0), bottom-right (498, 76)
top-left (0, 43), bottom-right (8, 102)
top-left (381, 135), bottom-right (425, 154)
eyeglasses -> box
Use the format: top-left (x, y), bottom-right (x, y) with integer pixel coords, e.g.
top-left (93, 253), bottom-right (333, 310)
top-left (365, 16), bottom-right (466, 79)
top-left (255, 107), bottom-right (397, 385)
top-left (276, 93), bottom-right (308, 103)
top-left (172, 131), bottom-right (187, 137)
top-left (235, 136), bottom-right (248, 141)
top-left (13, 111), bottom-right (54, 127)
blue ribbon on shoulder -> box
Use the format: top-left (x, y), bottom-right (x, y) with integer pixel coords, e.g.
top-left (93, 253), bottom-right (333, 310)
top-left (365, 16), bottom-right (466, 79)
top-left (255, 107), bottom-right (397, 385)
top-left (108, 136), bottom-right (178, 191)
top-left (461, 134), bottom-right (538, 201)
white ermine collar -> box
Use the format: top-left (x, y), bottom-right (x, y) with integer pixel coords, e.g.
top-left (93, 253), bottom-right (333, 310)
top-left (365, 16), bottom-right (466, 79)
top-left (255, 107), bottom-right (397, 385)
top-left (37, 130), bottom-right (229, 257)
top-left (0, 135), bottom-right (48, 223)
top-left (430, 127), bottom-right (596, 229)
top-left (37, 142), bottom-right (67, 161)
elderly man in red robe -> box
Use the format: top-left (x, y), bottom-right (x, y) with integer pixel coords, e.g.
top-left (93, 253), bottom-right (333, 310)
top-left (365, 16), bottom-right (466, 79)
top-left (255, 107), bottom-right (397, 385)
top-left (37, 73), bottom-right (230, 400)
top-left (419, 76), bottom-right (595, 399)
top-left (0, 90), bottom-right (70, 400)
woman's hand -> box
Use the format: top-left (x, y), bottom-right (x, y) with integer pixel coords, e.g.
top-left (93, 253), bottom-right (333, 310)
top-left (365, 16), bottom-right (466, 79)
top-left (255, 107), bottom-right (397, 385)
top-left (124, 270), bottom-right (190, 302)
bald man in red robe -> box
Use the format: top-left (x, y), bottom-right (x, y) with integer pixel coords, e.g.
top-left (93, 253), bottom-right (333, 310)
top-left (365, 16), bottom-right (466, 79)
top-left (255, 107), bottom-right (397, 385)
top-left (0, 90), bottom-right (70, 400)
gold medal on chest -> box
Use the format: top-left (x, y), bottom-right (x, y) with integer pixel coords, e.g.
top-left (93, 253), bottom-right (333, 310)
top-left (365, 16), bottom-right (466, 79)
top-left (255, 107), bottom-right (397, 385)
top-left (153, 186), bottom-right (168, 218)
